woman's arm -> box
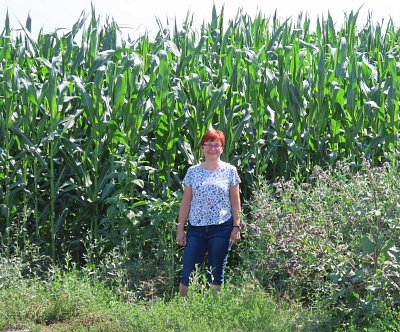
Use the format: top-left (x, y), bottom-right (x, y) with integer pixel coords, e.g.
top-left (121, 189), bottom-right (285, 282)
top-left (230, 184), bottom-right (241, 225)
top-left (176, 185), bottom-right (192, 246)
top-left (229, 184), bottom-right (241, 244)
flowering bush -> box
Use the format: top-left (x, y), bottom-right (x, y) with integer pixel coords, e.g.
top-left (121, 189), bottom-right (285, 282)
top-left (243, 159), bottom-right (400, 327)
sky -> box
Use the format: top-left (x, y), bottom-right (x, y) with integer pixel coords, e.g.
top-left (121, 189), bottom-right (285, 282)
top-left (1, 0), bottom-right (400, 39)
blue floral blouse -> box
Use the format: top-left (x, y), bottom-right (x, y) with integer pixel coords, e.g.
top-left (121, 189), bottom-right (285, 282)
top-left (183, 162), bottom-right (241, 226)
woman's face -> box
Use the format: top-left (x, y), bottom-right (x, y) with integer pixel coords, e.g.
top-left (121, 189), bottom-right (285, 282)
top-left (201, 139), bottom-right (224, 160)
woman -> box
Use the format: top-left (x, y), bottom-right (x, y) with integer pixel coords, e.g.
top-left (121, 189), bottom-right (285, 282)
top-left (176, 129), bottom-right (242, 296)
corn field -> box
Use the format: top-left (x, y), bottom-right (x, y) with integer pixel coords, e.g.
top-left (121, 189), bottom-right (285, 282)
top-left (1, 6), bottom-right (399, 262)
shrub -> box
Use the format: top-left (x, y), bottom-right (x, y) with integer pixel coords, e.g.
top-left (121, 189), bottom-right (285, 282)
top-left (243, 158), bottom-right (400, 328)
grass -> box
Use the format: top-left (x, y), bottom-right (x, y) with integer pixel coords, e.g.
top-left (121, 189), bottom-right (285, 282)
top-left (0, 258), bottom-right (304, 332)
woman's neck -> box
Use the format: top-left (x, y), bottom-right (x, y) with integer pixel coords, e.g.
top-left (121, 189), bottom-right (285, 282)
top-left (202, 159), bottom-right (222, 170)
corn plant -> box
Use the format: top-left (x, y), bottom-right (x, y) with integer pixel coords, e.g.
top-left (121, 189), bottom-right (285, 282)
top-left (0, 5), bottom-right (400, 265)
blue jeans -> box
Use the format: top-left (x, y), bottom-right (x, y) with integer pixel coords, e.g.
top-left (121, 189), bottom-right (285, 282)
top-left (180, 218), bottom-right (233, 286)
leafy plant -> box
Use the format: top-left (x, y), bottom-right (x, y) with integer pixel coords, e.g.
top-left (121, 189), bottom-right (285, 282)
top-left (244, 158), bottom-right (400, 328)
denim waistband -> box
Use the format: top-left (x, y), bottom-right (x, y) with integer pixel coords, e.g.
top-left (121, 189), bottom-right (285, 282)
top-left (188, 217), bottom-right (233, 230)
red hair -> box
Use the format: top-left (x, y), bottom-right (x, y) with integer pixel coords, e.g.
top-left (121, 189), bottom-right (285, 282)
top-left (201, 129), bottom-right (225, 147)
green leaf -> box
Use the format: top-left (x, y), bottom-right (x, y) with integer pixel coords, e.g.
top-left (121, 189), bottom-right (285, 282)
top-left (360, 235), bottom-right (376, 254)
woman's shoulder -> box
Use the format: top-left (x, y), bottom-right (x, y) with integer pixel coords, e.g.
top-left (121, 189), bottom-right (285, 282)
top-left (220, 161), bottom-right (237, 170)
top-left (186, 164), bottom-right (202, 173)
top-left (189, 163), bottom-right (202, 169)
top-left (183, 164), bottom-right (202, 183)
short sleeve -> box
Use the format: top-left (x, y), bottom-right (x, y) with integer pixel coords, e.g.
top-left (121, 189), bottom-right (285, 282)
top-left (230, 166), bottom-right (241, 186)
top-left (182, 167), bottom-right (193, 187)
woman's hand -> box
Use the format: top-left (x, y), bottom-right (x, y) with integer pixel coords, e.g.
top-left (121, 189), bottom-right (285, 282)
top-left (230, 227), bottom-right (241, 245)
top-left (176, 228), bottom-right (186, 246)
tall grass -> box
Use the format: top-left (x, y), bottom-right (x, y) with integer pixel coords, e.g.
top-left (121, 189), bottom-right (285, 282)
top-left (0, 255), bottom-right (303, 331)
top-left (1, 5), bottom-right (400, 265)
